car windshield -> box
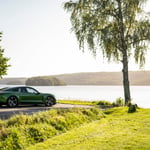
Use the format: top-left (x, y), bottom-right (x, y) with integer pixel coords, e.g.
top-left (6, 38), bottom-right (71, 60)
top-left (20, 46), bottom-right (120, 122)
top-left (0, 87), bottom-right (9, 91)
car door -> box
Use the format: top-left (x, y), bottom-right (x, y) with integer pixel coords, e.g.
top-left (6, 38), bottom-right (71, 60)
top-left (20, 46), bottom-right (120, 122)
top-left (19, 87), bottom-right (43, 103)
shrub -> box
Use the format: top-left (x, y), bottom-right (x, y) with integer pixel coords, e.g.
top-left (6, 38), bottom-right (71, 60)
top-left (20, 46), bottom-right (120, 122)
top-left (0, 108), bottom-right (104, 150)
top-left (0, 128), bottom-right (25, 150)
top-left (90, 107), bottom-right (105, 118)
top-left (6, 114), bottom-right (32, 126)
top-left (49, 116), bottom-right (68, 132)
top-left (25, 124), bottom-right (57, 144)
top-left (96, 100), bottom-right (112, 106)
top-left (113, 97), bottom-right (124, 106)
top-left (65, 112), bottom-right (85, 129)
top-left (0, 120), bottom-right (5, 127)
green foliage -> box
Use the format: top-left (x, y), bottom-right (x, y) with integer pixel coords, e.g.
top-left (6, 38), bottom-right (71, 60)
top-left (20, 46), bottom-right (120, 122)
top-left (96, 100), bottom-right (112, 106)
top-left (26, 76), bottom-right (66, 86)
top-left (0, 107), bottom-right (104, 150)
top-left (0, 32), bottom-right (10, 78)
top-left (64, 0), bottom-right (150, 67)
top-left (1, 128), bottom-right (25, 150)
top-left (58, 99), bottom-right (97, 105)
top-left (27, 107), bottom-right (150, 150)
top-left (6, 114), bottom-right (32, 127)
top-left (0, 119), bottom-right (6, 129)
top-left (112, 97), bottom-right (125, 106)
top-left (64, 0), bottom-right (150, 105)
top-left (25, 124), bottom-right (57, 143)
top-left (58, 99), bottom-right (113, 106)
top-left (103, 106), bottom-right (128, 115)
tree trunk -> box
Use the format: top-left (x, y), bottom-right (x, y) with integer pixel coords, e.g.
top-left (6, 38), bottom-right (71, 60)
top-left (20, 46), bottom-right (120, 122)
top-left (117, 0), bottom-right (131, 105)
top-left (122, 52), bottom-right (131, 105)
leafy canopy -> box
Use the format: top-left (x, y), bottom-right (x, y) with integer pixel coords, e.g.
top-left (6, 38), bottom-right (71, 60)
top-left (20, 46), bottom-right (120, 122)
top-left (0, 32), bottom-right (10, 78)
top-left (64, 0), bottom-right (150, 68)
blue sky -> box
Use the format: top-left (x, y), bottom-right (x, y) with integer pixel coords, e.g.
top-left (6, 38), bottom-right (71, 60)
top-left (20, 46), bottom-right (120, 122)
top-left (0, 0), bottom-right (150, 77)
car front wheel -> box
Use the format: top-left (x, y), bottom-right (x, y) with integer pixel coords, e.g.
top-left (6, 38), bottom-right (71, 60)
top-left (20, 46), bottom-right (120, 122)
top-left (7, 96), bottom-right (18, 108)
top-left (45, 96), bottom-right (55, 107)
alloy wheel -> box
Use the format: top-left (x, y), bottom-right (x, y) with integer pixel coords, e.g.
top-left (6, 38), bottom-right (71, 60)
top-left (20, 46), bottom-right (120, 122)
top-left (7, 96), bottom-right (18, 107)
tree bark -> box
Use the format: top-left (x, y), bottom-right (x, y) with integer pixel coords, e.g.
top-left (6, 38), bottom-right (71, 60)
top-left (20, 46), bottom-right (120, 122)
top-left (117, 0), bottom-right (131, 105)
top-left (122, 53), bottom-right (131, 105)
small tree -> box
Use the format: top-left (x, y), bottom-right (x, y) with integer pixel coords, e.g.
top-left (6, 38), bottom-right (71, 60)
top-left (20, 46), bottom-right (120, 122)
top-left (0, 32), bottom-right (10, 78)
top-left (64, 0), bottom-right (150, 105)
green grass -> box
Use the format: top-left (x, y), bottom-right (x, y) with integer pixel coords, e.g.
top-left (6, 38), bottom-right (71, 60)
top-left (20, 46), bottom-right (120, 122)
top-left (58, 100), bottom-right (112, 106)
top-left (0, 107), bottom-right (104, 150)
top-left (27, 107), bottom-right (150, 150)
top-left (58, 100), bottom-right (97, 105)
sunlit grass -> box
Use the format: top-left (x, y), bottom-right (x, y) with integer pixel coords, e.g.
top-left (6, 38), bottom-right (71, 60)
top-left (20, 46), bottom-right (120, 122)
top-left (27, 107), bottom-right (150, 150)
top-left (58, 99), bottom-right (97, 105)
top-left (0, 107), bottom-right (104, 150)
top-left (58, 99), bottom-right (112, 106)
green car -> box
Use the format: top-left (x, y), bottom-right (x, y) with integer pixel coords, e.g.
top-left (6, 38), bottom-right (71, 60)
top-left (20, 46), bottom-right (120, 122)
top-left (0, 86), bottom-right (56, 107)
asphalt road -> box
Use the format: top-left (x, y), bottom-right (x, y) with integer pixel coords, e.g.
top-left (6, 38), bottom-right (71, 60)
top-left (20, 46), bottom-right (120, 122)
top-left (0, 104), bottom-right (92, 120)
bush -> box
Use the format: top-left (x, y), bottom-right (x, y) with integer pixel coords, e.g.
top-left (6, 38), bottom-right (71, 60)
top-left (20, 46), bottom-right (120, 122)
top-left (1, 128), bottom-right (26, 150)
top-left (49, 116), bottom-right (68, 131)
top-left (0, 108), bottom-right (104, 150)
top-left (113, 97), bottom-right (124, 106)
top-left (96, 100), bottom-right (112, 106)
top-left (6, 114), bottom-right (32, 126)
top-left (25, 124), bottom-right (57, 143)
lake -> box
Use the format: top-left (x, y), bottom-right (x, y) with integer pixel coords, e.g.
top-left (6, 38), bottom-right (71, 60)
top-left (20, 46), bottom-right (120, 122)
top-left (35, 85), bottom-right (150, 108)
top-left (0, 85), bottom-right (150, 108)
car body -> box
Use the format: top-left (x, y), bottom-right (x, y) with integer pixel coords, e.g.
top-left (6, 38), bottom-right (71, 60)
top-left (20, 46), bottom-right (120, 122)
top-left (0, 86), bottom-right (56, 107)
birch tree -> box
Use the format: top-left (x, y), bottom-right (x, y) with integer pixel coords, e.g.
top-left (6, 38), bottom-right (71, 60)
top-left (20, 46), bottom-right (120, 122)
top-left (64, 0), bottom-right (150, 105)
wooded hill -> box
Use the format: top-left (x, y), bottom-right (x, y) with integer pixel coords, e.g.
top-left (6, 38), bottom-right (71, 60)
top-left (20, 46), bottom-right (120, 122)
top-left (0, 78), bottom-right (27, 85)
top-left (0, 76), bottom-right (66, 86)
top-left (26, 76), bottom-right (66, 86)
top-left (0, 71), bottom-right (150, 86)
top-left (54, 71), bottom-right (150, 85)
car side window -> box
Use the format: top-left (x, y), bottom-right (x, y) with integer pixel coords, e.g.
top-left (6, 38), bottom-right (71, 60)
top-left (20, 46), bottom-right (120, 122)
top-left (10, 88), bottom-right (19, 92)
top-left (21, 88), bottom-right (27, 93)
top-left (18, 88), bottom-right (21, 93)
top-left (26, 88), bottom-right (38, 94)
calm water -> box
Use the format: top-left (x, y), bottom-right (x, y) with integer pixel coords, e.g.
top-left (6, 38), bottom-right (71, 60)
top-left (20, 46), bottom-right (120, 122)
top-left (35, 85), bottom-right (150, 108)
top-left (0, 85), bottom-right (150, 108)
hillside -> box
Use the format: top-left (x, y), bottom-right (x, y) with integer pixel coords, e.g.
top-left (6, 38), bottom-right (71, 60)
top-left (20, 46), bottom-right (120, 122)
top-left (0, 71), bottom-right (150, 85)
top-left (0, 78), bottom-right (27, 85)
top-left (54, 71), bottom-right (150, 85)
top-left (26, 76), bottom-right (66, 86)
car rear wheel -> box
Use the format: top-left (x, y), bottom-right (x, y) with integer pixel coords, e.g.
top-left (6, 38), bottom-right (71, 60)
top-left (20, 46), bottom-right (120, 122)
top-left (45, 96), bottom-right (54, 107)
top-left (7, 96), bottom-right (18, 108)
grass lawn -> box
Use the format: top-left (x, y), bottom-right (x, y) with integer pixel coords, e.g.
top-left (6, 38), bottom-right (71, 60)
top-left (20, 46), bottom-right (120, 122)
top-left (57, 99), bottom-right (113, 106)
top-left (27, 107), bottom-right (150, 150)
top-left (57, 100), bottom-right (97, 105)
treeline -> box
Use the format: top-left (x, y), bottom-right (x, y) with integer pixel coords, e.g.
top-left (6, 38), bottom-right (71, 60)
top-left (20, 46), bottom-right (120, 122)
top-left (55, 71), bottom-right (150, 85)
top-left (0, 76), bottom-right (66, 86)
top-left (26, 76), bottom-right (66, 86)
top-left (1, 71), bottom-right (150, 86)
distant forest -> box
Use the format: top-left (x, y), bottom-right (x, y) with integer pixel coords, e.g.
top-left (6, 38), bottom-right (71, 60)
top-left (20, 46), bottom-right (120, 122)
top-left (0, 71), bottom-right (150, 86)
top-left (55, 71), bottom-right (150, 85)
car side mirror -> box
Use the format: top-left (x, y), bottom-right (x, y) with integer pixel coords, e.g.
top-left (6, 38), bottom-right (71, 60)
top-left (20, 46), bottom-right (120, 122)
top-left (36, 92), bottom-right (40, 95)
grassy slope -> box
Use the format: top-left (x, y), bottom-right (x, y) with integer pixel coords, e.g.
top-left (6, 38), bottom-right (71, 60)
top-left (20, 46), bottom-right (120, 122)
top-left (0, 108), bottom-right (104, 150)
top-left (27, 107), bottom-right (150, 150)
